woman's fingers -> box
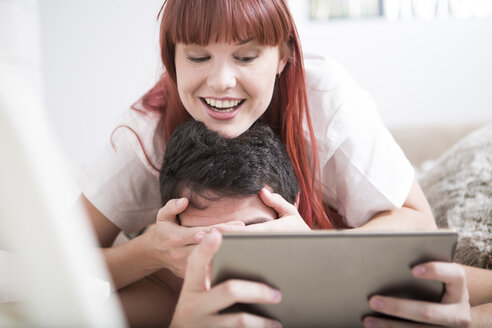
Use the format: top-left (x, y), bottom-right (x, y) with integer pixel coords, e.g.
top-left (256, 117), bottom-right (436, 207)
top-left (182, 230), bottom-right (223, 293)
top-left (156, 198), bottom-right (189, 222)
top-left (207, 221), bottom-right (247, 234)
top-left (259, 188), bottom-right (298, 218)
top-left (156, 198), bottom-right (213, 246)
top-left (196, 279), bottom-right (282, 314)
top-left (412, 262), bottom-right (468, 304)
top-left (206, 313), bottom-right (282, 328)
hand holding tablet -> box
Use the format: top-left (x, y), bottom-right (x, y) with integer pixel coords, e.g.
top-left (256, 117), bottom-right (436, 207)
top-left (211, 230), bottom-right (458, 327)
top-left (364, 261), bottom-right (471, 328)
top-left (170, 231), bottom-right (283, 328)
top-left (170, 230), bottom-right (470, 327)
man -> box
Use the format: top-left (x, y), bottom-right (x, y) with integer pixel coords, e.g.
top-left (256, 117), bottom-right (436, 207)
top-left (159, 119), bottom-right (300, 228)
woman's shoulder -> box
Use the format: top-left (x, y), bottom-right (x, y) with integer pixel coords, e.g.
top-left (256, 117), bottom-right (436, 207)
top-left (303, 52), bottom-right (359, 92)
top-left (116, 101), bottom-right (162, 130)
top-left (110, 103), bottom-right (165, 176)
top-left (302, 52), bottom-right (377, 150)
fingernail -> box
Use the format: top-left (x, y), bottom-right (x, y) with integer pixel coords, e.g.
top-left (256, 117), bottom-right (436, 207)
top-left (204, 232), bottom-right (216, 245)
top-left (176, 198), bottom-right (187, 207)
top-left (414, 265), bottom-right (427, 276)
top-left (370, 297), bottom-right (384, 311)
top-left (262, 188), bottom-right (271, 194)
top-left (364, 318), bottom-right (379, 328)
top-left (195, 231), bottom-right (205, 242)
top-left (272, 320), bottom-right (282, 328)
top-left (272, 289), bottom-right (282, 302)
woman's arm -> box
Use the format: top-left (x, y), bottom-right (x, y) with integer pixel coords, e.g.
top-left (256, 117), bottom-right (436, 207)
top-left (355, 179), bottom-right (437, 231)
top-left (81, 195), bottom-right (202, 289)
top-left (80, 194), bottom-right (163, 289)
top-left (81, 194), bottom-right (248, 290)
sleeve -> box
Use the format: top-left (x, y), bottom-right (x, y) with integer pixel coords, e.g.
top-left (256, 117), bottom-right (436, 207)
top-left (304, 53), bottom-right (415, 228)
top-left (78, 110), bottom-right (163, 235)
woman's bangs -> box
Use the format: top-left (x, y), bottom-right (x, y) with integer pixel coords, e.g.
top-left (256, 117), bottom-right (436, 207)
top-left (168, 0), bottom-right (290, 46)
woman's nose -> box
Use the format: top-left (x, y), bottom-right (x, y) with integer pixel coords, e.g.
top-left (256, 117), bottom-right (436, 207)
top-left (207, 62), bottom-right (236, 91)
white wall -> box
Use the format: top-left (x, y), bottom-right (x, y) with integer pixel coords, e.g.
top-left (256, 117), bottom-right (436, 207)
top-left (39, 1), bottom-right (492, 167)
top-left (291, 2), bottom-right (492, 128)
top-left (40, 0), bottom-right (163, 166)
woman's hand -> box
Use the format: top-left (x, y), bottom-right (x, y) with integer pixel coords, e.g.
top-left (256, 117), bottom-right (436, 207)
top-left (244, 188), bottom-right (310, 232)
top-left (170, 230), bottom-right (283, 328)
top-left (363, 262), bottom-right (472, 328)
top-left (147, 198), bottom-right (247, 278)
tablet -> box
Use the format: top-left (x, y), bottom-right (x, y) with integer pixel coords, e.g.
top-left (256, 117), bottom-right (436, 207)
top-left (211, 230), bottom-right (457, 328)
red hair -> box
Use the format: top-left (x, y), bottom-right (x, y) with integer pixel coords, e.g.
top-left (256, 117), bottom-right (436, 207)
top-left (138, 0), bottom-right (340, 229)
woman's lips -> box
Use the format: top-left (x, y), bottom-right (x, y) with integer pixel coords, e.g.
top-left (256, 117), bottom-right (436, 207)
top-left (200, 98), bottom-right (245, 120)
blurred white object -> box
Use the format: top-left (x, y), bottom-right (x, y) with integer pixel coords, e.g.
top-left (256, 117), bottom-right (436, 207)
top-left (383, 0), bottom-right (401, 20)
top-left (472, 0), bottom-right (490, 17)
top-left (449, 0), bottom-right (473, 18)
top-left (400, 0), bottom-right (414, 18)
top-left (0, 251), bottom-right (25, 304)
top-left (348, 0), bottom-right (363, 18)
top-left (436, 0), bottom-right (450, 18)
top-left (358, 0), bottom-right (379, 17)
top-left (0, 0), bottom-right (126, 327)
top-left (413, 0), bottom-right (437, 20)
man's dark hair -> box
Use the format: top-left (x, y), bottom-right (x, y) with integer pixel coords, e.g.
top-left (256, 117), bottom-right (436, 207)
top-left (159, 119), bottom-right (299, 209)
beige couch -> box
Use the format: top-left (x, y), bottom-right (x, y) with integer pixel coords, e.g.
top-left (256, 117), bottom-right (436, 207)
top-left (390, 123), bottom-right (485, 167)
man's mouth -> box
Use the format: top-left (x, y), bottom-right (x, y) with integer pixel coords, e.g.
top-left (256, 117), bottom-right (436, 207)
top-left (201, 98), bottom-right (246, 113)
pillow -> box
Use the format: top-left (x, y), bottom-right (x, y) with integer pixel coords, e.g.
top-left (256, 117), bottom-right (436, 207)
top-left (419, 123), bottom-right (492, 269)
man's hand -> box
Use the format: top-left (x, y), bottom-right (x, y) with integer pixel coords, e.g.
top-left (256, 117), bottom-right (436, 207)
top-left (363, 262), bottom-right (471, 328)
top-left (170, 230), bottom-right (283, 328)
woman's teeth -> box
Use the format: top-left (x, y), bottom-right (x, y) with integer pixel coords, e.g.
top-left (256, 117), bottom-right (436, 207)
top-left (203, 98), bottom-right (243, 112)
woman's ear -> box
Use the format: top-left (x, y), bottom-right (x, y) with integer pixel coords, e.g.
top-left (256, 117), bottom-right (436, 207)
top-left (294, 193), bottom-right (300, 209)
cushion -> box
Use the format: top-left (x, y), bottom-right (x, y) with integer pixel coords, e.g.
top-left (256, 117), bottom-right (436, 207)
top-left (419, 123), bottom-right (492, 269)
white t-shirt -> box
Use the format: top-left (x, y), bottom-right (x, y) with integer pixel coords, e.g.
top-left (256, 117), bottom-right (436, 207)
top-left (79, 53), bottom-right (414, 234)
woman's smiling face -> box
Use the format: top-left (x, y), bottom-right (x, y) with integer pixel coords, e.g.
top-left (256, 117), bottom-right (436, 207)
top-left (174, 41), bottom-right (286, 138)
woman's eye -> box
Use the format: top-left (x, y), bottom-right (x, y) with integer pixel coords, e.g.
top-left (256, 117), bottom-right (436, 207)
top-left (235, 56), bottom-right (258, 63)
top-left (187, 56), bottom-right (210, 63)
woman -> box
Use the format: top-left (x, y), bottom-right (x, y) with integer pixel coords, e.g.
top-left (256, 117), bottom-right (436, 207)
top-left (78, 0), bottom-right (466, 326)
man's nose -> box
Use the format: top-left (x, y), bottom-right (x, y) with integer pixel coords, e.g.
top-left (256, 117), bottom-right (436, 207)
top-left (207, 62), bottom-right (236, 91)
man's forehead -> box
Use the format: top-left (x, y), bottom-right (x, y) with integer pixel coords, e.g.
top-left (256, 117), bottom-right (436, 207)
top-left (178, 192), bottom-right (277, 227)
